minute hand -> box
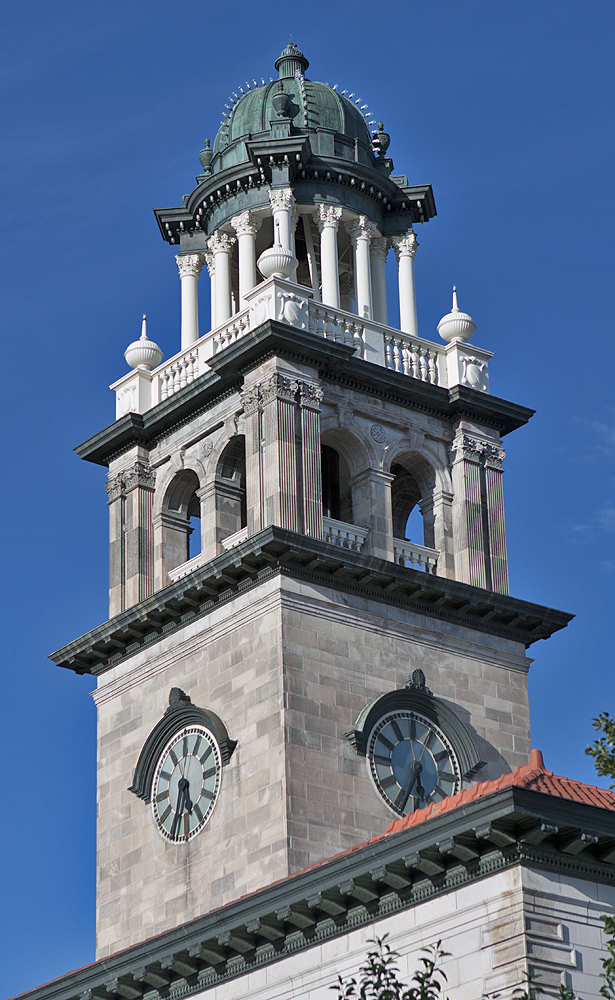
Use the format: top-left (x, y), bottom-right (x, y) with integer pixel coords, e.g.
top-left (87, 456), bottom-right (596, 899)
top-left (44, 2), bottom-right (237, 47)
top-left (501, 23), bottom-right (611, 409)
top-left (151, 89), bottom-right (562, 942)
top-left (397, 760), bottom-right (423, 814)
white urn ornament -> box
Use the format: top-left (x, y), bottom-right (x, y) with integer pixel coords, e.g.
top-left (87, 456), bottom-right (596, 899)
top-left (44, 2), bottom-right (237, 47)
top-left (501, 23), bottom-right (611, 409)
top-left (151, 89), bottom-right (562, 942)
top-left (124, 315), bottom-right (164, 370)
top-left (437, 287), bottom-right (476, 343)
top-left (257, 220), bottom-right (297, 279)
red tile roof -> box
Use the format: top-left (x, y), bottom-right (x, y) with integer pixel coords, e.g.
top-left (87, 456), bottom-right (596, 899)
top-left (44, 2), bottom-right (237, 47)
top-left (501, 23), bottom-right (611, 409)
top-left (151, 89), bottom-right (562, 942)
top-left (385, 749), bottom-right (615, 836)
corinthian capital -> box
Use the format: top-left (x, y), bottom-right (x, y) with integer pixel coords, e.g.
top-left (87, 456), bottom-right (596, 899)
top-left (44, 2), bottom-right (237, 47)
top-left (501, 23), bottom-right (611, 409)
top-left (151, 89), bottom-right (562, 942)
top-left (345, 215), bottom-right (377, 244)
top-left (268, 188), bottom-right (296, 214)
top-left (390, 231), bottom-right (419, 260)
top-left (204, 251), bottom-right (215, 278)
top-left (370, 237), bottom-right (389, 262)
top-left (260, 371), bottom-right (299, 405)
top-left (316, 204), bottom-right (343, 232)
top-left (231, 211), bottom-right (262, 238)
top-left (175, 253), bottom-right (206, 279)
top-left (207, 230), bottom-right (236, 255)
top-left (123, 461), bottom-right (156, 493)
top-left (105, 473), bottom-right (125, 503)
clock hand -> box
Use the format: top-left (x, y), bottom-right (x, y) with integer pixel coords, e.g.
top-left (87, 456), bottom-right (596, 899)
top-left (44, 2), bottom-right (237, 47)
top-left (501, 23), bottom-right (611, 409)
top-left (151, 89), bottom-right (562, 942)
top-left (397, 760), bottom-right (422, 814)
top-left (170, 784), bottom-right (186, 839)
top-left (180, 776), bottom-right (193, 814)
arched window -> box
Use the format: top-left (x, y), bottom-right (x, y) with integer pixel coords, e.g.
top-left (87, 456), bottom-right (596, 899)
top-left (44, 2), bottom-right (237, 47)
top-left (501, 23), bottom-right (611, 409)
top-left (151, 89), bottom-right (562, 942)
top-left (321, 444), bottom-right (353, 523)
top-left (390, 462), bottom-right (424, 545)
top-left (215, 435), bottom-right (246, 545)
top-left (158, 469), bottom-right (201, 584)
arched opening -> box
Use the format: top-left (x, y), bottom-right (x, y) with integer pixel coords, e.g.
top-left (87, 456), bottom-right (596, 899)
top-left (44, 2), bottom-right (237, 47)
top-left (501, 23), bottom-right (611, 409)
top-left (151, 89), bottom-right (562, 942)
top-left (159, 469), bottom-right (201, 582)
top-left (215, 435), bottom-right (247, 546)
top-left (321, 444), bottom-right (352, 524)
top-left (391, 463), bottom-right (424, 545)
top-left (389, 454), bottom-right (439, 572)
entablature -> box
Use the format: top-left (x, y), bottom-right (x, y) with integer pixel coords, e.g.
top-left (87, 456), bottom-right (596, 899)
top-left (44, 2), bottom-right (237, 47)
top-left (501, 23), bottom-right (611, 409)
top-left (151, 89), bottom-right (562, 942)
top-left (49, 525), bottom-right (573, 676)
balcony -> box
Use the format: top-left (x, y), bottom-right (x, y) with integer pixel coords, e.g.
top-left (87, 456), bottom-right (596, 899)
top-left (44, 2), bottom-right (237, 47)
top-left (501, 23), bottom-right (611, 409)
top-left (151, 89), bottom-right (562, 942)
top-left (111, 276), bottom-right (492, 419)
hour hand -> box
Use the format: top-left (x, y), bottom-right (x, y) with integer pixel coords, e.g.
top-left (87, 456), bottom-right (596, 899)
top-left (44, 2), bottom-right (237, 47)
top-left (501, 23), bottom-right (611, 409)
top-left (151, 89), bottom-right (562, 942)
top-left (397, 761), bottom-right (423, 814)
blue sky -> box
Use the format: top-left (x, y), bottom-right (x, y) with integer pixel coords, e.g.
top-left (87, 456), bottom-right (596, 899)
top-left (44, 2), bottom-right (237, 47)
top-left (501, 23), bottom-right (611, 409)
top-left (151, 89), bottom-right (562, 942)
top-left (1, 1), bottom-right (614, 995)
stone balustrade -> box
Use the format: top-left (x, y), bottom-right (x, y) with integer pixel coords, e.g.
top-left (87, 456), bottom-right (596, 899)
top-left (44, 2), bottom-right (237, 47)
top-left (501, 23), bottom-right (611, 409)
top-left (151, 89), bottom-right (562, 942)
top-left (322, 516), bottom-right (369, 552)
top-left (393, 539), bottom-right (439, 574)
top-left (111, 276), bottom-right (492, 418)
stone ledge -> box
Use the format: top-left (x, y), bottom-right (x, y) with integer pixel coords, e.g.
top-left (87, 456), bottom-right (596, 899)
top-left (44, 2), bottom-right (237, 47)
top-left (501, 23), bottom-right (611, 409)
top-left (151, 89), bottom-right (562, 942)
top-left (49, 527), bottom-right (573, 676)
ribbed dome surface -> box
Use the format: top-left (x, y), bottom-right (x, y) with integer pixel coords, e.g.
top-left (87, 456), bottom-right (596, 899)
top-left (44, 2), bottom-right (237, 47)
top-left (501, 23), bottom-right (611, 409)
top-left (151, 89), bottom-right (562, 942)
top-left (212, 46), bottom-right (373, 160)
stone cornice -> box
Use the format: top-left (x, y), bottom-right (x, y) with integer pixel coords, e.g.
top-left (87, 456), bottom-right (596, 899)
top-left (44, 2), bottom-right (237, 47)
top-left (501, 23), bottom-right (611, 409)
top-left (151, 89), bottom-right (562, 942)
top-left (49, 526), bottom-right (572, 677)
top-left (15, 786), bottom-right (615, 1000)
top-left (75, 324), bottom-right (533, 468)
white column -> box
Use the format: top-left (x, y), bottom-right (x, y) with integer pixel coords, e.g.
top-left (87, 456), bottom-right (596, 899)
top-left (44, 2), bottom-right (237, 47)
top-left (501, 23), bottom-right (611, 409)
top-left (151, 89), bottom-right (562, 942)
top-left (175, 253), bottom-right (205, 349)
top-left (391, 231), bottom-right (419, 338)
top-left (316, 205), bottom-right (343, 308)
top-left (370, 237), bottom-right (389, 325)
top-left (231, 211), bottom-right (261, 306)
top-left (204, 251), bottom-right (216, 331)
top-left (346, 216), bottom-right (376, 320)
top-left (207, 231), bottom-right (236, 327)
top-left (268, 188), bottom-right (297, 253)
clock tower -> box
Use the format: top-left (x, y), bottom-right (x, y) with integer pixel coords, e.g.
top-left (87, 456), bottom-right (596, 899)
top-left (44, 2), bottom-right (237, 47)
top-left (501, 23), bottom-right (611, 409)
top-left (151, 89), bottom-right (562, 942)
top-left (51, 42), bottom-right (573, 964)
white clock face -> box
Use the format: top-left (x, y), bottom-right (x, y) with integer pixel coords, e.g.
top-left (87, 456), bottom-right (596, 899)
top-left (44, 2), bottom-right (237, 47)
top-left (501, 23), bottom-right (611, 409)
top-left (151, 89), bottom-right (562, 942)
top-left (367, 709), bottom-right (461, 816)
top-left (151, 725), bottom-right (222, 843)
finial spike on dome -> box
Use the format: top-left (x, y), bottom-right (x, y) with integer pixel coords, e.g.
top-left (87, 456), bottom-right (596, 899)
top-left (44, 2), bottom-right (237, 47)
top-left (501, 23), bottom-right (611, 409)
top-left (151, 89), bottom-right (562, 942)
top-left (141, 314), bottom-right (147, 339)
top-left (452, 286), bottom-right (458, 311)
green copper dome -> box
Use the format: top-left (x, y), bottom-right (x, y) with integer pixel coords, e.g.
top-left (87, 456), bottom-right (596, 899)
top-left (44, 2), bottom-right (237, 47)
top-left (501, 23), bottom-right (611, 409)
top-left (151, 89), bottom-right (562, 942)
top-left (212, 44), bottom-right (374, 167)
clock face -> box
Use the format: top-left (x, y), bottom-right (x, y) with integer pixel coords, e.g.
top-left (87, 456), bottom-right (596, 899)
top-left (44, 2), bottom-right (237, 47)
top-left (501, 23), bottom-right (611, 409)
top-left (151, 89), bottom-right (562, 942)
top-left (151, 725), bottom-right (222, 843)
top-left (367, 710), bottom-right (461, 816)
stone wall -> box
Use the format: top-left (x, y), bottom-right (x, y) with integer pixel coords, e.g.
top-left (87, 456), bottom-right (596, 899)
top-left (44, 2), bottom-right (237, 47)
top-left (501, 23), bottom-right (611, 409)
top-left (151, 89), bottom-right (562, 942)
top-left (94, 575), bottom-right (530, 957)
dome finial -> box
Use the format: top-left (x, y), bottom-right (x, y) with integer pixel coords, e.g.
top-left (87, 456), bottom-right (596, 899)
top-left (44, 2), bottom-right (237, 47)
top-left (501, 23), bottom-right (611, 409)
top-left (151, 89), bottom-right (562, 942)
top-left (275, 41), bottom-right (309, 80)
top-left (437, 286), bottom-right (476, 343)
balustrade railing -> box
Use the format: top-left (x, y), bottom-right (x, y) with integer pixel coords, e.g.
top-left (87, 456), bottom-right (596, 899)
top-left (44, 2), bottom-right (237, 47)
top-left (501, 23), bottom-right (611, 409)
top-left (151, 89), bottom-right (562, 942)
top-left (322, 516), bottom-right (369, 552)
top-left (393, 539), bottom-right (439, 574)
top-left (112, 276), bottom-right (491, 419)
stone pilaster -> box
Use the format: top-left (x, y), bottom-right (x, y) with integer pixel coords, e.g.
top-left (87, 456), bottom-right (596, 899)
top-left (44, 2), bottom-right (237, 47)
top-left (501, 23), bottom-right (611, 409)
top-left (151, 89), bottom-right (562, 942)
top-left (105, 472), bottom-right (125, 618)
top-left (153, 509), bottom-right (190, 591)
top-left (299, 381), bottom-right (324, 538)
top-left (483, 444), bottom-right (509, 595)
top-left (421, 487), bottom-right (455, 579)
top-left (261, 371), bottom-right (300, 531)
top-left (349, 468), bottom-right (394, 561)
top-left (241, 383), bottom-right (264, 536)
top-left (450, 432), bottom-right (487, 589)
top-left (198, 480), bottom-right (246, 562)
top-left (450, 432), bottom-right (508, 593)
top-left (106, 462), bottom-right (156, 614)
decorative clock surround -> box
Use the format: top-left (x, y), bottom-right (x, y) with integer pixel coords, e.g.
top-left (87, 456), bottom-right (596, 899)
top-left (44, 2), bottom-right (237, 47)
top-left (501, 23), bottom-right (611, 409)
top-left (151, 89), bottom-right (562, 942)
top-left (347, 669), bottom-right (485, 815)
top-left (129, 687), bottom-right (236, 804)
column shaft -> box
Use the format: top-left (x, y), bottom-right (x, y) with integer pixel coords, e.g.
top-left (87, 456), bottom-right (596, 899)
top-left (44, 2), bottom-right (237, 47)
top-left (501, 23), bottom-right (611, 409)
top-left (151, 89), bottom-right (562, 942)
top-left (450, 433), bottom-right (487, 589)
top-left (391, 232), bottom-right (419, 338)
top-left (316, 205), bottom-right (342, 308)
top-left (231, 212), bottom-right (261, 306)
top-left (347, 216), bottom-right (377, 320)
top-left (176, 254), bottom-right (205, 349)
top-left (484, 446), bottom-right (509, 595)
top-left (370, 238), bottom-right (389, 325)
top-left (208, 231), bottom-right (236, 326)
